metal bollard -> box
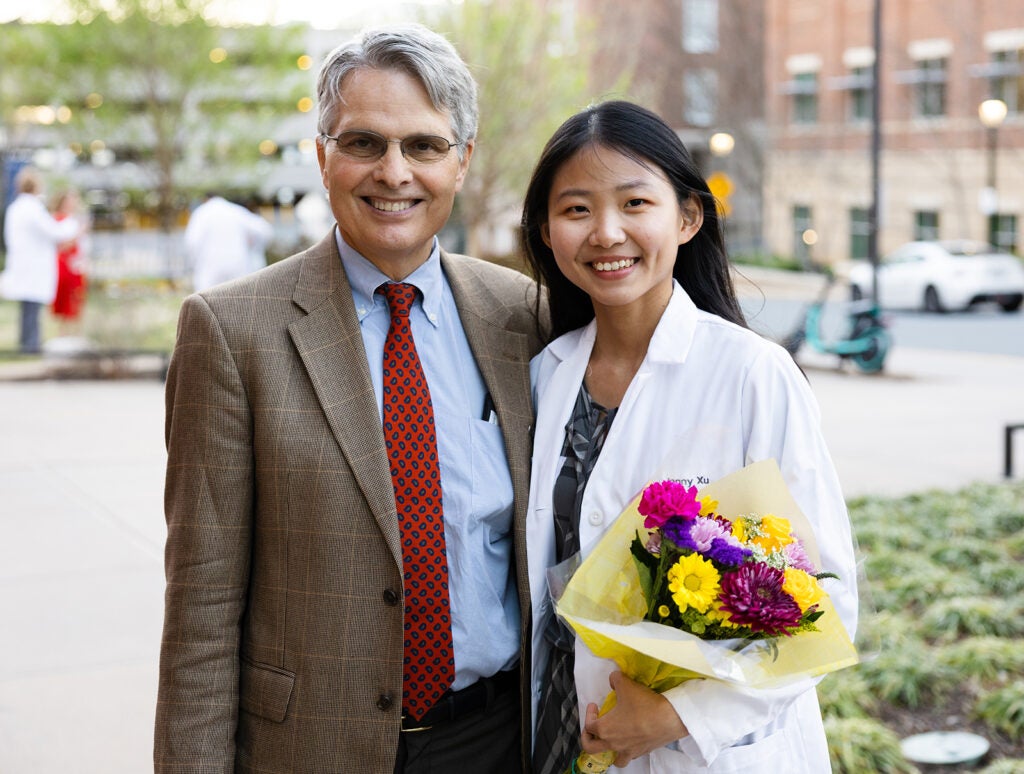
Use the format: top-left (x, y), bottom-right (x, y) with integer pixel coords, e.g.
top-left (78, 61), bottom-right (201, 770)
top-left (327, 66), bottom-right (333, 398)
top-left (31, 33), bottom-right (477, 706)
top-left (1005, 424), bottom-right (1024, 479)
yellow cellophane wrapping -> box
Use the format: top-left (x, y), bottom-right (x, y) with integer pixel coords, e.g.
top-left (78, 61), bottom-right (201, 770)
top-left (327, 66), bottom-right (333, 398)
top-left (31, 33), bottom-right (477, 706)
top-left (555, 459), bottom-right (859, 691)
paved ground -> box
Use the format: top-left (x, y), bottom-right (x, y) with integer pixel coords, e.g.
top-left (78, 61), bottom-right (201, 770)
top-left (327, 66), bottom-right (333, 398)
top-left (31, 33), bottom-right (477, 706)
top-left (1, 270), bottom-right (1022, 772)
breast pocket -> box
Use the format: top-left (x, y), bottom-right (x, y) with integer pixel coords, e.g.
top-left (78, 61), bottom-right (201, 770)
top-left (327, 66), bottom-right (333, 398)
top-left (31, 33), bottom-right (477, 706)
top-left (649, 726), bottom-right (793, 773)
top-left (470, 418), bottom-right (515, 536)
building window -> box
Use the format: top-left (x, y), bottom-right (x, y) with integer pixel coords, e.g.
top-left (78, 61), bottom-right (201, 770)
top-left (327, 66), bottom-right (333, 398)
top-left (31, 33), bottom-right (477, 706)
top-left (683, 69), bottom-right (718, 126)
top-left (914, 210), bottom-right (940, 241)
top-left (914, 58), bottom-right (947, 117)
top-left (848, 66), bottom-right (873, 122)
top-left (850, 207), bottom-right (870, 259)
top-left (793, 205), bottom-right (813, 263)
top-left (682, 0), bottom-right (718, 54)
top-left (792, 73), bottom-right (818, 124)
top-left (989, 213), bottom-right (1018, 254)
top-left (991, 48), bottom-right (1024, 114)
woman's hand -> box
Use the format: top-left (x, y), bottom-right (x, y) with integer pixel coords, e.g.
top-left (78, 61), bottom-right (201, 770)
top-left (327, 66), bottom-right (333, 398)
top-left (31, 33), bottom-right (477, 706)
top-left (580, 671), bottom-right (688, 767)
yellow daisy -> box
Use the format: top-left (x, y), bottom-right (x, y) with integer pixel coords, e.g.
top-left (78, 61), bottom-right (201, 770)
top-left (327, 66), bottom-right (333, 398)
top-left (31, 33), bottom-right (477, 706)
top-left (668, 553), bottom-right (721, 614)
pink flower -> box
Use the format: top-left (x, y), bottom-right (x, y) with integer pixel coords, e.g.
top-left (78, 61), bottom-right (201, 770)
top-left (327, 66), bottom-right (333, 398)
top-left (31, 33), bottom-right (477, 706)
top-left (783, 539), bottom-right (817, 573)
top-left (639, 480), bottom-right (701, 529)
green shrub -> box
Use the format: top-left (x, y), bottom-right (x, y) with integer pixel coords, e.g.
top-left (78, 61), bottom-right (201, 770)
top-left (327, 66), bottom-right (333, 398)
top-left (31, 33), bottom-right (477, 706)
top-left (939, 637), bottom-right (1024, 683)
top-left (730, 251), bottom-right (804, 272)
top-left (977, 560), bottom-right (1024, 596)
top-left (824, 716), bottom-right (919, 774)
top-left (1006, 532), bottom-right (1024, 561)
top-left (818, 669), bottom-right (877, 719)
top-left (974, 681), bottom-right (1024, 741)
top-left (978, 759), bottom-right (1024, 773)
top-left (859, 642), bottom-right (955, 708)
top-left (921, 596), bottom-right (1024, 642)
top-left (930, 538), bottom-right (1003, 569)
top-left (868, 561), bottom-right (984, 612)
top-left (847, 484), bottom-right (1024, 767)
top-left (852, 507), bottom-right (928, 553)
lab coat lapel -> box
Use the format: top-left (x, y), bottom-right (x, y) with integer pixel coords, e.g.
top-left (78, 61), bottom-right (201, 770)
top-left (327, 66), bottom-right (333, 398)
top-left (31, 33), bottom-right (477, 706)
top-left (532, 323), bottom-right (596, 508)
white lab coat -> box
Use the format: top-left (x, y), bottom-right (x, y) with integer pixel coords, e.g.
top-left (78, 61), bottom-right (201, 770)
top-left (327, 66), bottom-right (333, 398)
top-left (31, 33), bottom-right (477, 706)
top-left (527, 282), bottom-right (858, 773)
top-left (184, 196), bottom-right (273, 292)
top-left (1, 193), bottom-right (79, 303)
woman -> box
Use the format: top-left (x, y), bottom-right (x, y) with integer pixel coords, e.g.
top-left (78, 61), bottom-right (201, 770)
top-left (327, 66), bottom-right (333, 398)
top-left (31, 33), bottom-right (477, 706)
top-left (51, 189), bottom-right (88, 334)
top-left (522, 101), bottom-right (858, 773)
top-left (1, 167), bottom-right (80, 353)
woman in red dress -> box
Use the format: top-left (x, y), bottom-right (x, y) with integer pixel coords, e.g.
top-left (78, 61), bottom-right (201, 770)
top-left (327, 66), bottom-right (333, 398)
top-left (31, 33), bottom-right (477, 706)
top-left (51, 190), bottom-right (88, 333)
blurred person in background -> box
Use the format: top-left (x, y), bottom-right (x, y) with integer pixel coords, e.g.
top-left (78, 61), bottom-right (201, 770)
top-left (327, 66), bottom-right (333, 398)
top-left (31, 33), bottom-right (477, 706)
top-left (51, 189), bottom-right (89, 338)
top-left (184, 191), bottom-right (273, 291)
top-left (1, 166), bottom-right (82, 353)
top-left (155, 23), bottom-right (545, 773)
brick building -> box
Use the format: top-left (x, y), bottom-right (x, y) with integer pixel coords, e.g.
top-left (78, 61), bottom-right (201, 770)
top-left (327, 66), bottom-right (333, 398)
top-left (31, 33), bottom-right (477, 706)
top-left (764, 0), bottom-right (1024, 264)
top-left (576, 0), bottom-right (766, 252)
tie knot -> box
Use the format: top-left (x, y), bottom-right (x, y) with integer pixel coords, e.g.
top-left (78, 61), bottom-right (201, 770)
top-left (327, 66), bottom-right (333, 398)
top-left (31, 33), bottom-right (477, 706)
top-left (378, 282), bottom-right (418, 317)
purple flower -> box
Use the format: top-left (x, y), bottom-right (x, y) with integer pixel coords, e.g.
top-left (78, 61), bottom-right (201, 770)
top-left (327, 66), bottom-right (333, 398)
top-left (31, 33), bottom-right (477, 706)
top-left (783, 539), bottom-right (817, 573)
top-left (639, 481), bottom-right (701, 528)
top-left (660, 516), bottom-right (695, 548)
top-left (705, 537), bottom-right (751, 568)
top-left (662, 517), bottom-right (751, 568)
top-left (719, 563), bottom-right (803, 636)
top-left (687, 517), bottom-right (731, 550)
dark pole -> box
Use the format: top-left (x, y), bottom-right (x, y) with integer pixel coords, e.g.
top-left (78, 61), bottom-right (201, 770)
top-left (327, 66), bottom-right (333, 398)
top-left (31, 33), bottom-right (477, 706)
top-left (868, 0), bottom-right (882, 303)
top-left (987, 125), bottom-right (998, 243)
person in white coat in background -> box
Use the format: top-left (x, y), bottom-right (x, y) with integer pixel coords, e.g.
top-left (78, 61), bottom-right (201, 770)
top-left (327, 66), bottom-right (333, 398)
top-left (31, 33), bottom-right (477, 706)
top-left (1, 166), bottom-right (81, 353)
top-left (184, 193), bottom-right (273, 292)
top-left (520, 101), bottom-right (858, 773)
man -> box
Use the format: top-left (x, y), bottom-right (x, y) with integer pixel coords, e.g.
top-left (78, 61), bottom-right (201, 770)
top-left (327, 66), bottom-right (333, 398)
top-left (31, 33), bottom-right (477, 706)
top-left (1, 167), bottom-right (81, 353)
top-left (183, 192), bottom-right (273, 291)
top-left (155, 24), bottom-right (545, 773)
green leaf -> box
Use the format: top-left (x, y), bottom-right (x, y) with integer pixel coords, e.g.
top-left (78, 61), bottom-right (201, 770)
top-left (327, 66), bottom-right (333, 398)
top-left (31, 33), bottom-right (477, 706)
top-left (630, 533), bottom-right (657, 609)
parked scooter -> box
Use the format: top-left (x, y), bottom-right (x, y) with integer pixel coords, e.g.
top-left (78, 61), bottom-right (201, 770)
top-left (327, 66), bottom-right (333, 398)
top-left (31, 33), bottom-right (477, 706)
top-left (781, 268), bottom-right (891, 373)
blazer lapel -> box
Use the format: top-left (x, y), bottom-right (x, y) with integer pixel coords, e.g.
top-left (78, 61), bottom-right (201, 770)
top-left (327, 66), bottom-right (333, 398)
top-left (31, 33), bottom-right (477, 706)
top-left (442, 252), bottom-right (533, 427)
top-left (287, 233), bottom-right (401, 567)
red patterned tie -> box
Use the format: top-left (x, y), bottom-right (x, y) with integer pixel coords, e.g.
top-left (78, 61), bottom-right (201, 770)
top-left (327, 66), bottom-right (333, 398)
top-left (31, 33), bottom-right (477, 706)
top-left (378, 282), bottom-right (454, 722)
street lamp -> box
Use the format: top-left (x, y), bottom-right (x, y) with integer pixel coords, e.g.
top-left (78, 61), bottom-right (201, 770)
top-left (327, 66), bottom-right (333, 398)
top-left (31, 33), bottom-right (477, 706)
top-left (978, 98), bottom-right (1007, 242)
top-left (706, 132), bottom-right (735, 218)
top-left (708, 131), bottom-right (735, 158)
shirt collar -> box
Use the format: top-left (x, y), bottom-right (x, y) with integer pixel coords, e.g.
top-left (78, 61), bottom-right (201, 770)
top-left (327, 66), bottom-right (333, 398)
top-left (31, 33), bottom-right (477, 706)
top-left (547, 280), bottom-right (697, 365)
top-left (335, 231), bottom-right (443, 327)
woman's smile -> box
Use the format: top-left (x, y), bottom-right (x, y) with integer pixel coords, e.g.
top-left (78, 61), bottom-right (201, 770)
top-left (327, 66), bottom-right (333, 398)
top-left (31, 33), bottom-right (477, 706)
top-left (591, 257), bottom-right (639, 273)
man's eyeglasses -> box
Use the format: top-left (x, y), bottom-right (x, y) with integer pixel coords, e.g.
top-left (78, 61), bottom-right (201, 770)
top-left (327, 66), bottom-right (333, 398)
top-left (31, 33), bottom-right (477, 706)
top-left (320, 130), bottom-right (463, 164)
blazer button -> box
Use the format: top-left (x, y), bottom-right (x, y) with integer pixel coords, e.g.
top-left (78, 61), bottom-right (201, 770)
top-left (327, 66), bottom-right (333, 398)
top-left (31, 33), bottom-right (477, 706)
top-left (376, 693), bottom-right (394, 711)
top-left (383, 588), bottom-right (400, 606)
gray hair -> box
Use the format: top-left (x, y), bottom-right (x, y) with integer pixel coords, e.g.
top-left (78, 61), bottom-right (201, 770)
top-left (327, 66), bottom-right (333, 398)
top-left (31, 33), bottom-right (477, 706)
top-left (316, 24), bottom-right (478, 159)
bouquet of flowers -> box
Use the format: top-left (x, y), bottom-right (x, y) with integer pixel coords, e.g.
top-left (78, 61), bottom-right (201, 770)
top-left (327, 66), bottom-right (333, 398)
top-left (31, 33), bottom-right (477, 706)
top-left (551, 460), bottom-right (858, 774)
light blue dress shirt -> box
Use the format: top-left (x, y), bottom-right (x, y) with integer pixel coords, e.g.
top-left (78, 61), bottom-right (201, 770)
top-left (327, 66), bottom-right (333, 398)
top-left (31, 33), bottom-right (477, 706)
top-left (336, 233), bottom-right (519, 689)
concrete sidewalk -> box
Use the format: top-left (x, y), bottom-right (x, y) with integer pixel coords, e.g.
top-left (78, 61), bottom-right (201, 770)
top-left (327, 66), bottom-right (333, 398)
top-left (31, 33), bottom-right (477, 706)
top-left (1, 341), bottom-right (1022, 772)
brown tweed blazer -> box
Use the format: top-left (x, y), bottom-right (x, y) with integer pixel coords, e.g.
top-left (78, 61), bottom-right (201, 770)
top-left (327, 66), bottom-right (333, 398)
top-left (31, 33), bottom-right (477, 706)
top-left (155, 231), bottom-right (546, 773)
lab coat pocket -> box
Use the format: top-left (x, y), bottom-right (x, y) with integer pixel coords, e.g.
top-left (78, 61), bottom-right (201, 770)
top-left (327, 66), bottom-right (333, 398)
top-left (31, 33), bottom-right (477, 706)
top-left (649, 726), bottom-right (791, 773)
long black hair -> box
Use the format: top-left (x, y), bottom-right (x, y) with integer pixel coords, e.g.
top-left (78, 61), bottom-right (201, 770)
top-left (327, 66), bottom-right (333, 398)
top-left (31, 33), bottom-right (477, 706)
top-left (521, 100), bottom-right (747, 339)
